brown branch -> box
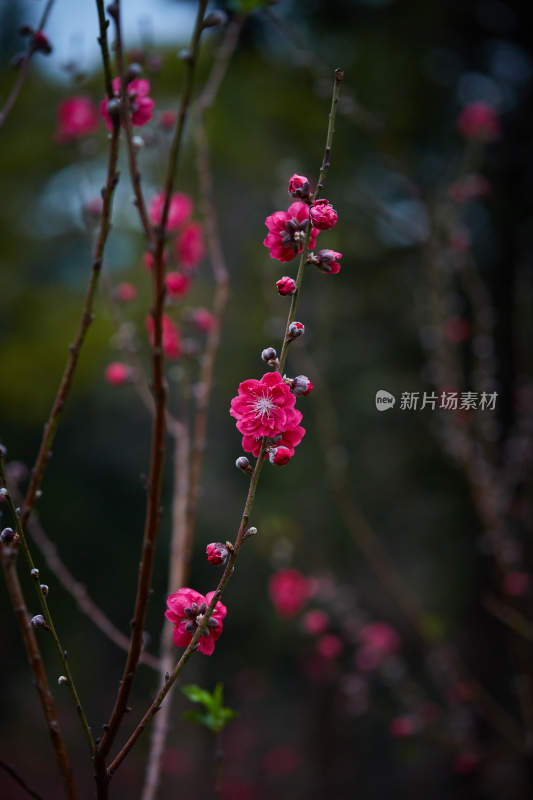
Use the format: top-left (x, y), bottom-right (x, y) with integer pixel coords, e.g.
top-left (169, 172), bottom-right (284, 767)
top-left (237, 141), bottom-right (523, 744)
top-left (94, 3), bottom-right (209, 788)
top-left (0, 0), bottom-right (56, 128)
top-left (0, 539), bottom-right (78, 799)
top-left (0, 758), bottom-right (46, 800)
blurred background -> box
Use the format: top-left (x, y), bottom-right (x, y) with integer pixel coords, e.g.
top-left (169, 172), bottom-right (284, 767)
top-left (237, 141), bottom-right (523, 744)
top-left (1, 0), bottom-right (533, 797)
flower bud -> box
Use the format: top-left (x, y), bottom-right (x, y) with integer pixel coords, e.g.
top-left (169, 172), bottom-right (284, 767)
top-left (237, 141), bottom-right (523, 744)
top-left (58, 675), bottom-right (68, 686)
top-left (276, 276), bottom-right (297, 296)
top-left (203, 10), bottom-right (228, 27)
top-left (316, 249), bottom-right (342, 275)
top-left (292, 375), bottom-right (314, 396)
top-left (310, 199), bottom-right (338, 230)
top-left (40, 584), bottom-right (49, 596)
top-left (206, 542), bottom-right (229, 565)
top-left (0, 527), bottom-right (14, 543)
top-left (261, 346), bottom-right (278, 366)
top-left (31, 614), bottom-right (48, 629)
top-left (105, 362), bottom-right (131, 386)
top-left (126, 62), bottom-right (143, 81)
top-left (32, 31), bottom-right (52, 55)
top-left (269, 446), bottom-right (292, 466)
top-left (288, 174), bottom-right (311, 200)
top-left (30, 568), bottom-right (40, 579)
top-left (106, 97), bottom-right (121, 124)
top-left (235, 456), bottom-right (253, 474)
top-left (287, 321), bottom-right (305, 340)
top-left (243, 526), bottom-right (258, 540)
top-left (115, 282), bottom-right (137, 302)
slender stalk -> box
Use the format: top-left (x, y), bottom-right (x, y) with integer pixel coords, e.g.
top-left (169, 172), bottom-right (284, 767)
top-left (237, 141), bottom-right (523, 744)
top-left (0, 457), bottom-right (95, 753)
top-left (95, 0), bottom-right (114, 98)
top-left (95, 2), bottom-right (209, 782)
top-left (0, 757), bottom-right (45, 800)
top-left (0, 0), bottom-right (56, 127)
top-left (20, 123), bottom-right (120, 531)
top-left (0, 543), bottom-right (78, 799)
top-left (108, 68), bottom-right (344, 776)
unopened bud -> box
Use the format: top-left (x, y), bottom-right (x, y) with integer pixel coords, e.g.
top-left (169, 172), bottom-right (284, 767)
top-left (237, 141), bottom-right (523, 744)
top-left (261, 346), bottom-right (278, 367)
top-left (40, 584), bottom-right (49, 596)
top-left (32, 31), bottom-right (52, 55)
top-left (287, 321), bottom-right (305, 340)
top-left (276, 276), bottom-right (297, 296)
top-left (203, 10), bottom-right (227, 28)
top-left (292, 375), bottom-right (314, 396)
top-left (106, 97), bottom-right (121, 123)
top-left (30, 568), bottom-right (40, 579)
top-left (235, 456), bottom-right (253, 474)
top-left (269, 446), bottom-right (292, 466)
top-left (243, 526), bottom-right (258, 540)
top-left (132, 135), bottom-right (144, 150)
top-left (58, 675), bottom-right (68, 686)
top-left (288, 173), bottom-right (311, 201)
top-left (206, 542), bottom-right (229, 565)
top-left (31, 614), bottom-right (48, 629)
top-left (126, 62), bottom-right (143, 81)
top-left (0, 527), bottom-right (14, 543)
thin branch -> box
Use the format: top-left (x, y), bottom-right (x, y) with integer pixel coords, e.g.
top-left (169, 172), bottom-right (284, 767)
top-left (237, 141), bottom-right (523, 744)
top-left (95, 2), bottom-right (209, 783)
top-left (0, 543), bottom-right (78, 799)
top-left (0, 0), bottom-right (56, 127)
top-left (0, 758), bottom-right (46, 800)
top-left (0, 456), bottom-right (95, 753)
top-left (108, 68), bottom-right (344, 776)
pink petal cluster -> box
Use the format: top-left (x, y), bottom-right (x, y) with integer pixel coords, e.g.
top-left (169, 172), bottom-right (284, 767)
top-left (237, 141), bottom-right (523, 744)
top-left (115, 282), bottom-right (137, 302)
top-left (242, 423), bottom-right (305, 460)
top-left (303, 609), bottom-right (329, 635)
top-left (105, 362), bottom-right (130, 386)
top-left (288, 173), bottom-right (311, 199)
top-left (269, 446), bottom-right (292, 466)
top-left (165, 271), bottom-right (191, 299)
top-left (55, 96), bottom-right (99, 142)
top-left (149, 192), bottom-right (192, 232)
top-left (159, 110), bottom-right (177, 130)
top-left (206, 542), bottom-right (229, 565)
top-left (175, 222), bottom-right (205, 270)
top-left (165, 588), bottom-right (227, 656)
top-left (355, 622), bottom-right (400, 672)
top-left (264, 202), bottom-right (319, 263)
top-left (146, 314), bottom-right (182, 359)
top-left (101, 77), bottom-right (154, 131)
top-left (457, 101), bottom-right (501, 141)
top-left (316, 249), bottom-right (342, 275)
top-left (192, 308), bottom-right (215, 332)
top-left (390, 716), bottom-right (414, 739)
top-left (316, 633), bottom-right (343, 660)
top-left (269, 569), bottom-right (310, 618)
top-left (310, 199), bottom-right (338, 230)
top-left (276, 276), bottom-right (297, 296)
top-left (143, 250), bottom-right (167, 272)
top-left (503, 571), bottom-right (530, 597)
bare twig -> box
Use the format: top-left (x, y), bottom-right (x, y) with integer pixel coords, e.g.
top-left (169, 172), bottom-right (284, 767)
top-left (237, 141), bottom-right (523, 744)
top-left (0, 0), bottom-right (56, 127)
top-left (0, 758), bottom-right (46, 800)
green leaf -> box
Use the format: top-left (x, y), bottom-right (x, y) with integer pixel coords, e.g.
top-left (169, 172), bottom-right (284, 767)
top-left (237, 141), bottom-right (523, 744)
top-left (181, 684), bottom-right (213, 708)
top-left (182, 683), bottom-right (238, 733)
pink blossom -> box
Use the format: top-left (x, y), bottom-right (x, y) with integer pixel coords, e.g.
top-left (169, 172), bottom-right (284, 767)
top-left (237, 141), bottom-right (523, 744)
top-left (146, 314), bottom-right (182, 359)
top-left (101, 77), bottom-right (154, 131)
top-left (32, 31), bottom-right (52, 54)
top-left (263, 745), bottom-right (301, 777)
top-left (264, 201), bottom-right (319, 262)
top-left (355, 622), bottom-right (400, 671)
top-left (288, 173), bottom-right (311, 199)
top-left (159, 110), bottom-right (177, 130)
top-left (269, 446), bottom-right (293, 466)
top-left (317, 634), bottom-right (343, 660)
top-left (457, 101), bottom-right (501, 141)
top-left (276, 276), bottom-right (297, 295)
top-left (448, 174), bottom-right (491, 204)
top-left (269, 568), bottom-right (310, 618)
top-left (55, 97), bottom-right (99, 142)
top-left (503, 571), bottom-right (530, 597)
top-left (303, 609), bottom-right (330, 635)
top-left (390, 716), bottom-right (414, 739)
top-left (165, 271), bottom-right (191, 299)
top-left (230, 372), bottom-right (301, 440)
top-left (316, 249), bottom-right (342, 275)
top-left (105, 362), bottom-right (130, 386)
top-left (175, 222), bottom-right (205, 270)
top-left (452, 751), bottom-right (479, 774)
top-left (192, 308), bottom-right (215, 332)
top-left (143, 250), bottom-right (167, 272)
top-left (206, 542), bottom-right (229, 565)
top-left (165, 587), bottom-right (227, 656)
top-left (115, 282), bottom-right (137, 302)
top-left (149, 192), bottom-right (192, 232)
top-left (241, 420), bottom-right (305, 459)
top-left (310, 199), bottom-right (338, 230)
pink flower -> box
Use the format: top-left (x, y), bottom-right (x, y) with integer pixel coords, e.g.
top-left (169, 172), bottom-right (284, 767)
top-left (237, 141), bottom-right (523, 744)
top-left (452, 751), bottom-right (479, 774)
top-left (159, 110), bottom-right (177, 130)
top-left (165, 271), bottom-right (191, 299)
top-left (146, 314), bottom-right (182, 359)
top-left (149, 192), bottom-right (192, 232)
top-left (390, 716), bottom-right (414, 739)
top-left (276, 276), bottom-right (297, 295)
top-left (55, 97), bottom-right (99, 142)
top-left (503, 571), bottom-right (530, 597)
top-left (316, 249), bottom-right (342, 275)
top-left (143, 250), bottom-right (167, 272)
top-left (269, 446), bottom-right (293, 465)
top-left (32, 31), bottom-right (52, 54)
top-left (264, 202), bottom-right (319, 262)
top-left (303, 609), bottom-right (329, 635)
top-left (448, 174), bottom-right (491, 204)
top-left (310, 199), bottom-right (338, 230)
top-left (230, 372), bottom-right (301, 440)
top-left (317, 634), bottom-right (343, 660)
top-left (165, 587), bottom-right (227, 656)
top-left (206, 542), bottom-right (229, 566)
top-left (269, 569), bottom-right (310, 618)
top-left (355, 622), bottom-right (400, 671)
top-left (175, 222), bottom-right (205, 270)
top-left (288, 173), bottom-right (311, 199)
top-left (115, 282), bottom-right (137, 302)
top-left (105, 362), bottom-right (130, 386)
top-left (192, 308), bottom-right (215, 332)
top-left (101, 77), bottom-right (154, 131)
top-left (263, 745), bottom-right (301, 777)
top-left (457, 101), bottom-right (501, 141)
top-left (241, 420), bottom-right (305, 459)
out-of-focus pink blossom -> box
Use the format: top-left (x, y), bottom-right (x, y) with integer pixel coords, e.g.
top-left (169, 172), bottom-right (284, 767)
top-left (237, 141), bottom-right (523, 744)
top-left (264, 202), bottom-right (319, 262)
top-left (105, 362), bottom-right (130, 386)
top-left (503, 571), bottom-right (530, 597)
top-left (317, 634), bottom-right (343, 660)
top-left (159, 110), bottom-right (177, 130)
top-left (192, 308), bottom-right (215, 332)
top-left (165, 587), bottom-right (227, 656)
top-left (444, 316), bottom-right (470, 344)
top-left (390, 716), bottom-right (414, 739)
top-left (146, 314), bottom-right (182, 359)
top-left (262, 745), bottom-right (301, 777)
top-left (269, 568), bottom-right (310, 618)
top-left (165, 271), bottom-right (191, 299)
top-left (149, 192), bottom-right (192, 232)
top-left (55, 97), bottom-right (99, 142)
top-left (452, 751), bottom-right (479, 774)
top-left (143, 250), bottom-right (167, 272)
top-left (355, 621), bottom-right (400, 671)
top-left (175, 222), bottom-right (205, 270)
top-left (115, 282), bottom-right (137, 302)
top-left (101, 77), bottom-right (154, 131)
top-left (449, 227), bottom-right (471, 253)
top-left (457, 101), bottom-right (501, 141)
top-left (448, 174), bottom-right (491, 204)
top-left (303, 609), bottom-right (330, 635)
